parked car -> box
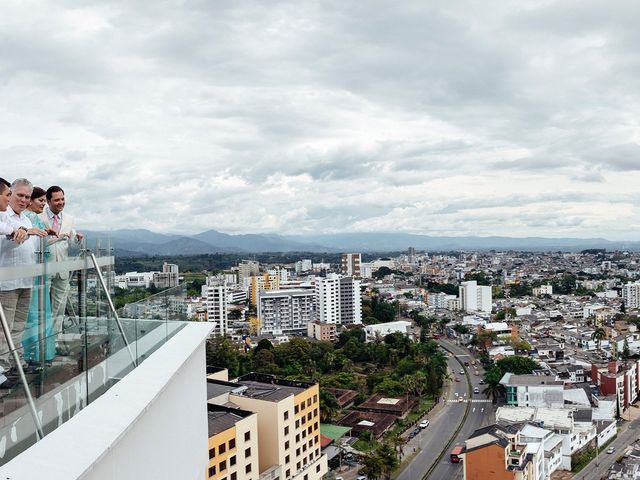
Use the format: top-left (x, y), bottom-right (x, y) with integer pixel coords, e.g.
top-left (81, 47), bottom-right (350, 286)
top-left (479, 379), bottom-right (485, 384)
top-left (473, 387), bottom-right (479, 394)
top-left (459, 369), bottom-right (464, 374)
top-left (419, 420), bottom-right (430, 429)
top-left (607, 447), bottom-right (615, 454)
top-left (356, 476), bottom-right (368, 480)
top-left (409, 430), bottom-right (418, 439)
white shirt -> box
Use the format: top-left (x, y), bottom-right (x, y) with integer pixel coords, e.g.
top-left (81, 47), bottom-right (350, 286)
top-left (40, 206), bottom-right (78, 280)
top-left (0, 206), bottom-right (36, 291)
top-left (0, 210), bottom-right (15, 236)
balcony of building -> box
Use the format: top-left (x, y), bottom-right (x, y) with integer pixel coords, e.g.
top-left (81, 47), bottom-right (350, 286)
top-left (0, 237), bottom-right (212, 479)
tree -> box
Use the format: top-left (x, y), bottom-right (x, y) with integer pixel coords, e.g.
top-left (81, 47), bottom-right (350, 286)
top-left (623, 338), bottom-right (630, 359)
top-left (591, 327), bottom-right (606, 352)
top-left (377, 442), bottom-right (399, 479)
top-left (361, 453), bottom-right (384, 480)
top-left (319, 390), bottom-right (340, 422)
top-left (206, 337), bottom-right (240, 376)
top-left (495, 356), bottom-right (540, 375)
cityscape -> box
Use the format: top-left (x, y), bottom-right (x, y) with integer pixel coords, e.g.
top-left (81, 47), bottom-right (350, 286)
top-left (2, 1), bottom-right (640, 480)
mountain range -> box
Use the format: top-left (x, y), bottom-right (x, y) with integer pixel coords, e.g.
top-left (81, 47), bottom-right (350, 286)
top-left (81, 229), bottom-right (640, 257)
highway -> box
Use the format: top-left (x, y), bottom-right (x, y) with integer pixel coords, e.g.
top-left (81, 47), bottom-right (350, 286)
top-left (396, 339), bottom-right (494, 480)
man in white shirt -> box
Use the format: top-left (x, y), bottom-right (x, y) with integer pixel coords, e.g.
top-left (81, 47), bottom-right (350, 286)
top-left (0, 177), bottom-right (28, 243)
top-left (39, 185), bottom-right (83, 343)
top-left (0, 179), bottom-right (47, 373)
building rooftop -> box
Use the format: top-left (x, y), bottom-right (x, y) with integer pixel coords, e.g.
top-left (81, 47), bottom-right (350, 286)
top-left (233, 373), bottom-right (314, 402)
top-left (207, 404), bottom-right (254, 436)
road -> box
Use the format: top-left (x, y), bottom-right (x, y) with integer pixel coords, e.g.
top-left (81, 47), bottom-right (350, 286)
top-left (396, 339), bottom-right (494, 480)
top-left (575, 415), bottom-right (640, 480)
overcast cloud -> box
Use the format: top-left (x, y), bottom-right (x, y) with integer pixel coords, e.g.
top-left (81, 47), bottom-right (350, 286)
top-left (2, 0), bottom-right (640, 240)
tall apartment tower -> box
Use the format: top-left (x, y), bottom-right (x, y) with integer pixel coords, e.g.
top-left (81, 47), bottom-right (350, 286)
top-left (258, 289), bottom-right (316, 335)
top-left (622, 282), bottom-right (640, 309)
top-left (250, 272), bottom-right (281, 306)
top-left (340, 253), bottom-right (361, 277)
top-left (407, 247), bottom-right (416, 264)
top-left (315, 274), bottom-right (362, 324)
top-left (204, 276), bottom-right (228, 336)
top-left (238, 260), bottom-right (260, 280)
top-left (459, 280), bottom-right (492, 313)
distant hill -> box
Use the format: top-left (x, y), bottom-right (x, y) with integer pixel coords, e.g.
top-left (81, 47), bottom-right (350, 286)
top-left (80, 229), bottom-right (640, 256)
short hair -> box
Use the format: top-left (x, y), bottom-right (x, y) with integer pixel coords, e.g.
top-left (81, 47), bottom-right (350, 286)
top-left (46, 185), bottom-right (64, 201)
top-left (0, 177), bottom-right (9, 194)
top-left (31, 186), bottom-right (46, 200)
top-left (11, 178), bottom-right (33, 192)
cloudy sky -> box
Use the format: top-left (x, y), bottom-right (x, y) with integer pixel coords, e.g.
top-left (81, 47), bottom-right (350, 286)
top-left (2, 0), bottom-right (640, 240)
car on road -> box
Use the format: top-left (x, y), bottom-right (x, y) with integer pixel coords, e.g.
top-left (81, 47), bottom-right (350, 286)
top-left (458, 397), bottom-right (464, 402)
top-left (419, 420), bottom-right (430, 429)
top-left (455, 377), bottom-right (461, 382)
top-left (459, 369), bottom-right (464, 374)
top-left (409, 430), bottom-right (419, 439)
top-left (479, 379), bottom-right (485, 384)
top-left (474, 370), bottom-right (479, 376)
top-left (356, 476), bottom-right (368, 480)
top-left (607, 447), bottom-right (615, 454)
top-left (473, 387), bottom-right (479, 394)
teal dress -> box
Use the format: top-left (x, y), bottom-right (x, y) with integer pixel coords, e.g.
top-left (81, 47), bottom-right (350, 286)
top-left (22, 211), bottom-right (55, 363)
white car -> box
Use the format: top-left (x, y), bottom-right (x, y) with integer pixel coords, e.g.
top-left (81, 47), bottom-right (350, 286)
top-left (459, 369), bottom-right (464, 375)
top-left (419, 420), bottom-right (430, 429)
top-left (606, 447), bottom-right (615, 454)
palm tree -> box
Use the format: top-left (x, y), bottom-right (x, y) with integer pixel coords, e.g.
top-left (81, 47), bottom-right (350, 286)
top-left (591, 327), bottom-right (606, 352)
top-left (482, 380), bottom-right (505, 404)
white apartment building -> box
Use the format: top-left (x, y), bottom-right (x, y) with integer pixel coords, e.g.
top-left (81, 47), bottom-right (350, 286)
top-left (533, 284), bottom-right (553, 296)
top-left (622, 282), bottom-right (640, 309)
top-left (203, 276), bottom-right (229, 336)
top-left (238, 260), bottom-right (260, 279)
top-left (295, 259), bottom-right (312, 273)
top-left (459, 280), bottom-right (492, 313)
top-left (258, 289), bottom-right (316, 335)
top-left (315, 274), bottom-right (362, 325)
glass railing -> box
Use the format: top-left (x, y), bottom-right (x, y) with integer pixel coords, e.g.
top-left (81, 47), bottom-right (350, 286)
top-left (0, 234), bottom-right (187, 465)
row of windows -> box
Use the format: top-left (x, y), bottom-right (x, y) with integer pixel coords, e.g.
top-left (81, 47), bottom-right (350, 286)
top-left (293, 395), bottom-right (318, 415)
top-left (295, 413), bottom-right (318, 429)
top-left (207, 462), bottom-right (252, 479)
top-left (209, 438), bottom-right (237, 459)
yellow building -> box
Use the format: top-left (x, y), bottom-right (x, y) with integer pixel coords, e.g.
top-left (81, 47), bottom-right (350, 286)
top-left (250, 273), bottom-right (280, 306)
top-left (206, 404), bottom-right (259, 480)
top-left (231, 374), bottom-right (328, 480)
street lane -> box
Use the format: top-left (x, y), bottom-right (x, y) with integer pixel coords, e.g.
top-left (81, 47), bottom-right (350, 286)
top-left (427, 340), bottom-right (494, 480)
top-left (396, 340), bottom-right (494, 480)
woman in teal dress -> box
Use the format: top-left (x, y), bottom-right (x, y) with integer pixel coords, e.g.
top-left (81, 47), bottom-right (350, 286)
top-left (22, 187), bottom-right (57, 365)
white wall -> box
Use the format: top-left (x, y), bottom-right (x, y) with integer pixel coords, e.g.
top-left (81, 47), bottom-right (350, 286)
top-left (0, 323), bottom-right (213, 480)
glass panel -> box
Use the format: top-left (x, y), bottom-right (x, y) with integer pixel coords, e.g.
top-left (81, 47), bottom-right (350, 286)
top-left (0, 233), bottom-right (190, 466)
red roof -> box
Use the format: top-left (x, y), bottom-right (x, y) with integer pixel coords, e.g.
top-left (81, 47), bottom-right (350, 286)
top-left (320, 434), bottom-right (333, 448)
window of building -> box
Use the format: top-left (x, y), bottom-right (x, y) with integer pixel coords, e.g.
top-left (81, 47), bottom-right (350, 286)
top-left (307, 426), bottom-right (312, 435)
top-left (244, 431), bottom-right (251, 442)
top-left (285, 454), bottom-right (290, 464)
top-left (245, 447), bottom-right (251, 458)
top-left (307, 412), bottom-right (312, 421)
top-left (301, 417), bottom-right (306, 425)
top-left (231, 473), bottom-right (237, 480)
top-left (219, 460), bottom-right (227, 472)
top-left (285, 440), bottom-right (290, 449)
top-left (219, 444), bottom-right (226, 455)
top-left (296, 433), bottom-right (300, 442)
top-left (307, 398), bottom-right (311, 407)
top-left (245, 464), bottom-right (252, 474)
top-left (286, 469), bottom-right (290, 478)
top-left (284, 426), bottom-right (289, 436)
top-left (294, 405), bottom-right (299, 414)
top-left (295, 420), bottom-right (300, 428)
top-left (296, 448), bottom-right (300, 456)
top-left (297, 461), bottom-right (301, 470)
top-left (229, 439), bottom-right (236, 450)
top-left (313, 410), bottom-right (317, 418)
top-left (208, 466), bottom-right (216, 477)
top-left (230, 455), bottom-right (236, 466)
top-left (316, 464), bottom-right (321, 473)
top-left (284, 411), bottom-right (289, 421)
top-left (209, 448), bottom-right (216, 459)
top-left (313, 394), bottom-right (318, 403)
top-left (301, 402), bottom-right (305, 411)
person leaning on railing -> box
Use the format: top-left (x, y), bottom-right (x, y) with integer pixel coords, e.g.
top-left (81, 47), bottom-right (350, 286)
top-left (0, 178), bottom-right (48, 385)
top-left (22, 186), bottom-right (60, 368)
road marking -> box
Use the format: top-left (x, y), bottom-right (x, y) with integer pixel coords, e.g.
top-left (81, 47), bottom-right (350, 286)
top-left (447, 399), bottom-right (492, 403)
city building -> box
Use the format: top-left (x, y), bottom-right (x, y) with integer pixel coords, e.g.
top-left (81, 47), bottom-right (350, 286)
top-left (532, 285), bottom-right (553, 297)
top-left (206, 404), bottom-right (259, 480)
top-left (591, 360), bottom-right (640, 416)
top-left (204, 276), bottom-right (228, 336)
top-left (340, 253), bottom-right (361, 277)
top-left (250, 272), bottom-right (281, 306)
top-left (153, 262), bottom-right (179, 289)
top-left (500, 373), bottom-right (564, 408)
top-left (315, 274), bottom-right (362, 325)
top-left (307, 321), bottom-right (337, 342)
top-left (364, 320), bottom-right (412, 342)
top-left (258, 289), bottom-right (316, 335)
top-left (238, 260), bottom-right (260, 280)
top-left (229, 374), bottom-right (328, 480)
top-left (622, 282), bottom-right (640, 309)
top-left (459, 280), bottom-right (493, 313)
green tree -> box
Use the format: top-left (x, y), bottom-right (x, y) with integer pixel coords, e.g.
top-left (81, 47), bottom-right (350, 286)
top-left (319, 390), bottom-right (340, 422)
top-left (206, 337), bottom-right (240, 377)
top-left (361, 452), bottom-right (384, 479)
top-left (591, 327), bottom-right (606, 352)
top-left (495, 356), bottom-right (540, 375)
top-left (377, 442), bottom-right (399, 479)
